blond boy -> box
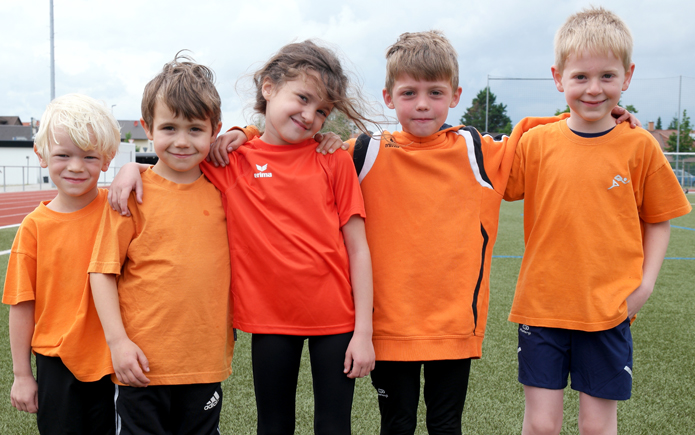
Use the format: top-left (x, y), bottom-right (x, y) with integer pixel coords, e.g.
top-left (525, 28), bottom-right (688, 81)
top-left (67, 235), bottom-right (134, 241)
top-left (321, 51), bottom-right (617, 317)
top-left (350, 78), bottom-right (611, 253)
top-left (3, 93), bottom-right (120, 434)
top-left (504, 8), bottom-right (691, 435)
top-left (88, 54), bottom-right (233, 434)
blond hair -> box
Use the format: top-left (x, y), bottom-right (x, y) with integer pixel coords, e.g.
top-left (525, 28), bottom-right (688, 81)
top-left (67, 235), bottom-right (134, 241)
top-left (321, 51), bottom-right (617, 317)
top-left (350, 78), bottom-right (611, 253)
top-left (252, 40), bottom-right (378, 135)
top-left (385, 30), bottom-right (459, 94)
top-left (142, 51), bottom-right (221, 132)
top-left (34, 93), bottom-right (121, 162)
top-left (554, 7), bottom-right (633, 73)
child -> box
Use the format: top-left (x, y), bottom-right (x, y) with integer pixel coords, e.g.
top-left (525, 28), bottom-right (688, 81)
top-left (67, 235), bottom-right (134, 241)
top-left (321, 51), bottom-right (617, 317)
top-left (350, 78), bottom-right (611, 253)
top-left (3, 93), bottom-right (121, 434)
top-left (213, 31), bottom-right (639, 435)
top-left (88, 54), bottom-right (233, 434)
top-left (503, 8), bottom-right (692, 435)
top-left (105, 41), bottom-right (376, 435)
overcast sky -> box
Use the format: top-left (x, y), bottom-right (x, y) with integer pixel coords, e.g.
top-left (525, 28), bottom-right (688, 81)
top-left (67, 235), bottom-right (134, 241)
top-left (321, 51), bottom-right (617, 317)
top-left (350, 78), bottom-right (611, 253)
top-left (2, 0), bottom-right (694, 133)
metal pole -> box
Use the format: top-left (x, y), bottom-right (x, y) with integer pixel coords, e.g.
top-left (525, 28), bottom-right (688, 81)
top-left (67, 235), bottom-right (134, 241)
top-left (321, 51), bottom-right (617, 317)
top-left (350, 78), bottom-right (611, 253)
top-left (22, 167), bottom-right (25, 192)
top-left (50, 0), bottom-right (55, 101)
top-left (2, 167), bottom-right (5, 192)
top-left (676, 75), bottom-right (682, 184)
top-left (485, 75), bottom-right (490, 133)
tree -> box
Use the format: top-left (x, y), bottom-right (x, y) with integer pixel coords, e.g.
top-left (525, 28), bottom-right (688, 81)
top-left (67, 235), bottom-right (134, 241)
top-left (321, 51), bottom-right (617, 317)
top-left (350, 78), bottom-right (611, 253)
top-left (320, 111), bottom-right (356, 141)
top-left (655, 117), bottom-right (662, 130)
top-left (667, 109), bottom-right (693, 153)
top-left (618, 99), bottom-right (638, 114)
top-left (555, 105), bottom-right (570, 116)
top-left (668, 114), bottom-right (679, 130)
top-left (460, 87), bottom-right (512, 134)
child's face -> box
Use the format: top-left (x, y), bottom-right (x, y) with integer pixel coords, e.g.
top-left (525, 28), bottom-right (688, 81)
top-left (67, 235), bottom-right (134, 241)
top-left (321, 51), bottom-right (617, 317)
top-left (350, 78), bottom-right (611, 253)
top-left (261, 72), bottom-right (333, 146)
top-left (552, 50), bottom-right (634, 133)
top-left (37, 127), bottom-right (109, 201)
top-left (143, 103), bottom-right (221, 182)
top-left (383, 74), bottom-right (462, 138)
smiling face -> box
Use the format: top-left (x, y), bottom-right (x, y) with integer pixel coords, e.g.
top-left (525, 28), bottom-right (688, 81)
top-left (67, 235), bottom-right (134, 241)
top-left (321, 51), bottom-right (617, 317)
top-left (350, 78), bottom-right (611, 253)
top-left (383, 74), bottom-right (462, 138)
top-left (37, 127), bottom-right (110, 212)
top-left (143, 102), bottom-right (221, 184)
top-left (552, 50), bottom-right (634, 133)
top-left (260, 71), bottom-right (333, 146)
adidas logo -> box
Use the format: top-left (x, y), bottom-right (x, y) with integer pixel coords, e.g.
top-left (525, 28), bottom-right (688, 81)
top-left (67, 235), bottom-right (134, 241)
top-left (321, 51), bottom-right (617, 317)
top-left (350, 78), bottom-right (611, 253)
top-left (254, 163), bottom-right (272, 178)
top-left (204, 391), bottom-right (220, 411)
top-left (608, 174), bottom-right (630, 190)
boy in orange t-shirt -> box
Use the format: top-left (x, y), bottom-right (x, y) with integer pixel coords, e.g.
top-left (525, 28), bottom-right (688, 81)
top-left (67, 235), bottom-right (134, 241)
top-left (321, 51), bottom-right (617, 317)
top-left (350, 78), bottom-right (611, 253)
top-left (3, 94), bottom-right (121, 434)
top-left (88, 53), bottom-right (233, 435)
top-left (504, 8), bottom-right (692, 435)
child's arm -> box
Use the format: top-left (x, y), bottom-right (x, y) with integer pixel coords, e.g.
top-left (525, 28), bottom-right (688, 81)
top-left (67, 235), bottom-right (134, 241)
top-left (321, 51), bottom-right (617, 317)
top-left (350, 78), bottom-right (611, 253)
top-left (341, 215), bottom-right (375, 379)
top-left (8, 301), bottom-right (38, 413)
top-left (208, 127), bottom-right (346, 167)
top-left (108, 163), bottom-right (149, 217)
top-left (626, 220), bottom-right (671, 318)
top-left (90, 273), bottom-right (150, 387)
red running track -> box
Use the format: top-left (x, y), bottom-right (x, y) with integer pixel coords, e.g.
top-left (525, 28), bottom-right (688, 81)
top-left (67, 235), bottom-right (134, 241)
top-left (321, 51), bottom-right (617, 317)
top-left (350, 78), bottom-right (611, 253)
top-left (0, 190), bottom-right (59, 226)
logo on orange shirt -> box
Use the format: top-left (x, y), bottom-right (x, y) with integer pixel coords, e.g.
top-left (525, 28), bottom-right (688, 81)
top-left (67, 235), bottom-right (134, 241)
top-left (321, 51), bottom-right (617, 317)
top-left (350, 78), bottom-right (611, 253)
top-left (254, 164), bottom-right (273, 178)
top-left (607, 175), bottom-right (630, 190)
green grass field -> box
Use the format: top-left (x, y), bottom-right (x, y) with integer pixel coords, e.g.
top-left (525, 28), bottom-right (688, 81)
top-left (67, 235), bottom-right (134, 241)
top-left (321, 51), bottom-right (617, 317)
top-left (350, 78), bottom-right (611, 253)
top-left (1, 199), bottom-right (693, 434)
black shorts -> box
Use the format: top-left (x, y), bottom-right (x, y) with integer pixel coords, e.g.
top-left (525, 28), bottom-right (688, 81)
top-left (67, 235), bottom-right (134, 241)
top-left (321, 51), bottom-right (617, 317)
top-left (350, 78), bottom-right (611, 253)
top-left (115, 382), bottom-right (223, 435)
top-left (35, 353), bottom-right (115, 435)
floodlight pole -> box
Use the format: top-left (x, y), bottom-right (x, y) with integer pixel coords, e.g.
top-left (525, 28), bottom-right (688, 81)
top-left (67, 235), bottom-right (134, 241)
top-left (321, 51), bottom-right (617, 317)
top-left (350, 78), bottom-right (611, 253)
top-left (50, 0), bottom-right (55, 101)
top-left (485, 75), bottom-right (490, 133)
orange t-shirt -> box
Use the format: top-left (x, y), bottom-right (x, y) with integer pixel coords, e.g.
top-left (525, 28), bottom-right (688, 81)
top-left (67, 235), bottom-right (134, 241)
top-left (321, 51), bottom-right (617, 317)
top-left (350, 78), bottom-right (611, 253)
top-left (3, 189), bottom-right (112, 382)
top-left (88, 170), bottom-right (233, 385)
top-left (504, 120), bottom-right (692, 331)
top-left (349, 116), bottom-right (565, 361)
top-left (200, 137), bottom-right (365, 335)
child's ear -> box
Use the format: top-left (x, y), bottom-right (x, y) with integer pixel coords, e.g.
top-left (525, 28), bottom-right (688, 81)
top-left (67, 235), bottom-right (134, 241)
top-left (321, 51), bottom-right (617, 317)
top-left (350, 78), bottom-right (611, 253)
top-left (622, 63), bottom-right (635, 91)
top-left (34, 145), bottom-right (48, 168)
top-left (262, 78), bottom-right (275, 101)
top-left (551, 66), bottom-right (564, 92)
top-left (101, 152), bottom-right (116, 172)
top-left (212, 121), bottom-right (223, 139)
top-left (141, 118), bottom-right (154, 140)
top-left (382, 88), bottom-right (395, 109)
top-left (449, 86), bottom-right (463, 108)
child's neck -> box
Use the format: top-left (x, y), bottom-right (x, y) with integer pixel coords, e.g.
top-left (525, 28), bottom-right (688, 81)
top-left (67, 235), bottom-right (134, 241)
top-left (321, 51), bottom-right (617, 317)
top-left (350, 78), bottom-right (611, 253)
top-left (152, 161), bottom-right (202, 184)
top-left (46, 188), bottom-right (99, 213)
top-left (566, 113), bottom-right (616, 134)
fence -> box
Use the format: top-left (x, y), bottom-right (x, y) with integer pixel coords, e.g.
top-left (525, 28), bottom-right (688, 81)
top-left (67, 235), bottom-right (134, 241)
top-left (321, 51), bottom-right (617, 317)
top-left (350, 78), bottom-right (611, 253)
top-left (0, 165), bottom-right (122, 192)
top-left (485, 75), bottom-right (695, 187)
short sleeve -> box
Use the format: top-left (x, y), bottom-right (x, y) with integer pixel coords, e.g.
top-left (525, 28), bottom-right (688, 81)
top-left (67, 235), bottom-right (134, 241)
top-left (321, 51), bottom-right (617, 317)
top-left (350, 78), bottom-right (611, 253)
top-left (88, 199), bottom-right (137, 275)
top-left (639, 154), bottom-right (692, 223)
top-left (330, 151), bottom-right (366, 227)
top-left (2, 222), bottom-right (38, 305)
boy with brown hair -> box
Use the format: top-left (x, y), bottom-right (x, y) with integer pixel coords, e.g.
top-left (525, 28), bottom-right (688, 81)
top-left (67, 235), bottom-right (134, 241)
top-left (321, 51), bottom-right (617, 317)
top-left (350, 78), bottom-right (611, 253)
top-left (3, 93), bottom-right (121, 434)
top-left (504, 8), bottom-right (691, 435)
top-left (88, 53), bottom-right (233, 435)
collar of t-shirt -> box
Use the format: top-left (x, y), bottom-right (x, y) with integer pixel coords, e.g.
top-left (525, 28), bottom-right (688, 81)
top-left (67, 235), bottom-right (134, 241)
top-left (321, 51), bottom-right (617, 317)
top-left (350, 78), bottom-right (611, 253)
top-left (569, 127), bottom-right (615, 138)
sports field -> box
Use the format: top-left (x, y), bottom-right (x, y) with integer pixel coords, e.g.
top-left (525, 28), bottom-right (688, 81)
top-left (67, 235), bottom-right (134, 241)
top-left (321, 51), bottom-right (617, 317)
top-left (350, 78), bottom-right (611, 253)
top-left (0, 199), bottom-right (693, 434)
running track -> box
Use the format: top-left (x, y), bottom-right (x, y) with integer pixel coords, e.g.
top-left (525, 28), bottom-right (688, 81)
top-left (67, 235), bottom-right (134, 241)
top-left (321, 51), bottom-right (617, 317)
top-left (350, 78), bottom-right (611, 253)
top-left (0, 190), bottom-right (59, 226)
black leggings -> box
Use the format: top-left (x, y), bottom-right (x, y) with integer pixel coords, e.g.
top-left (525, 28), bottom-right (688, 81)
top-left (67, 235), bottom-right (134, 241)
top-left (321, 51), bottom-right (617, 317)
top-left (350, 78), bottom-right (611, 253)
top-left (370, 359), bottom-right (472, 435)
top-left (252, 332), bottom-right (355, 435)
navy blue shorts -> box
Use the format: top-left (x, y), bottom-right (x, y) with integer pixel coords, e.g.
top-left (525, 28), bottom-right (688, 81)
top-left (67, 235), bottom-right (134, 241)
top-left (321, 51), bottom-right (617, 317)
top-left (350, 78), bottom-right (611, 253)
top-left (517, 318), bottom-right (633, 400)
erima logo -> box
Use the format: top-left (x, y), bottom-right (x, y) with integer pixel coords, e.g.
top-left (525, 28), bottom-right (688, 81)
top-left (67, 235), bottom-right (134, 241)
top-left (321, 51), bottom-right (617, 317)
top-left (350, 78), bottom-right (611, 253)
top-left (204, 391), bottom-right (220, 410)
top-left (254, 163), bottom-right (272, 178)
top-left (608, 174), bottom-right (630, 190)
top-left (624, 366), bottom-right (633, 378)
top-left (377, 388), bottom-right (388, 398)
top-left (385, 143), bottom-right (400, 148)
top-left (520, 325), bottom-right (531, 336)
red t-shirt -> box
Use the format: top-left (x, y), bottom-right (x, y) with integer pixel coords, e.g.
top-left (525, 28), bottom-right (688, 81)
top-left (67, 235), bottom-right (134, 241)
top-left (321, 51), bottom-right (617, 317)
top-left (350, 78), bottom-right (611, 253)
top-left (201, 137), bottom-right (365, 335)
